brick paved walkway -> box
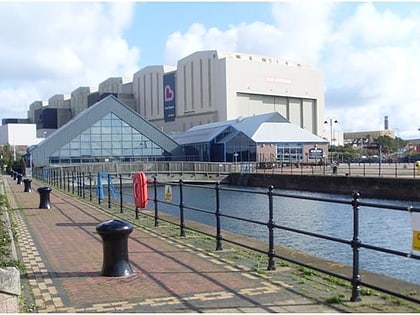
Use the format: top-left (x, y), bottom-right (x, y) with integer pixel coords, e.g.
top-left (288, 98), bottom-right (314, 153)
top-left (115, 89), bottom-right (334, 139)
top-left (3, 176), bottom-right (342, 313)
top-left (3, 175), bottom-right (420, 313)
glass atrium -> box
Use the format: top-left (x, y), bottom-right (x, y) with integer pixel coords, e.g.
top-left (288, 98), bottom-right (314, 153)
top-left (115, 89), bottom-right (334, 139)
top-left (49, 113), bottom-right (167, 164)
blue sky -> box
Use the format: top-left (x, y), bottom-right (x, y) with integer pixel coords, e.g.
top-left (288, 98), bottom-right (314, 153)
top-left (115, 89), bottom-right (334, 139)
top-left (1, 1), bottom-right (420, 139)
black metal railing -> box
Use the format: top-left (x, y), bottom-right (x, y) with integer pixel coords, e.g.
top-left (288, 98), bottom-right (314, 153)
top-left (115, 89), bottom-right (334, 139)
top-left (259, 161), bottom-right (420, 178)
top-left (34, 168), bottom-right (420, 304)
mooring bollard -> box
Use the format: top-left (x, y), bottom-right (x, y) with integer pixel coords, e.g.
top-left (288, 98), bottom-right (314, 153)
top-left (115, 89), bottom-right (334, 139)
top-left (96, 219), bottom-right (133, 277)
top-left (37, 186), bottom-right (52, 209)
top-left (23, 178), bottom-right (32, 192)
top-left (16, 174), bottom-right (23, 185)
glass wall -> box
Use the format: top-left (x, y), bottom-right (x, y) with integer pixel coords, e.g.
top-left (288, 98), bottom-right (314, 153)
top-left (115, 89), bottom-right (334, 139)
top-left (225, 132), bottom-right (256, 162)
top-left (50, 113), bottom-right (167, 163)
top-left (276, 143), bottom-right (303, 165)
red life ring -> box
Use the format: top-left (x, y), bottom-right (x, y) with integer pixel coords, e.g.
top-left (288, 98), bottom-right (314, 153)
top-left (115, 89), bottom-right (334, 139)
top-left (133, 172), bottom-right (148, 208)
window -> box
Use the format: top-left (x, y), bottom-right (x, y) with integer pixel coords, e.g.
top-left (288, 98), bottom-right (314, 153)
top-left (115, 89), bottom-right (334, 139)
top-left (50, 112), bottom-right (167, 163)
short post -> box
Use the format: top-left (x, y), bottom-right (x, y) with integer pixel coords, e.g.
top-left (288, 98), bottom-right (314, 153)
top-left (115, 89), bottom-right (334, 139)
top-left (119, 174), bottom-right (123, 213)
top-left (16, 174), bottom-right (23, 185)
top-left (23, 178), bottom-right (32, 192)
top-left (350, 192), bottom-right (362, 302)
top-left (153, 177), bottom-right (159, 227)
top-left (96, 219), bottom-right (134, 277)
top-left (215, 182), bottom-right (223, 251)
top-left (179, 179), bottom-right (185, 237)
top-left (37, 186), bottom-right (52, 209)
top-left (267, 185), bottom-right (276, 270)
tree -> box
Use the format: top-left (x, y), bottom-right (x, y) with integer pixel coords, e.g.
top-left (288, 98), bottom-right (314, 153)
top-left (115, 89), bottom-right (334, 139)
top-left (375, 136), bottom-right (406, 155)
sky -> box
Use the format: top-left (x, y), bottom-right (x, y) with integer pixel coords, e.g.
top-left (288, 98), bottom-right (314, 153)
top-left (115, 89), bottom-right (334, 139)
top-left (1, 1), bottom-right (420, 139)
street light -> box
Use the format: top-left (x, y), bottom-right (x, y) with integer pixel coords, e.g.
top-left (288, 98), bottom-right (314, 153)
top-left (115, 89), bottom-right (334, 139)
top-left (324, 118), bottom-right (338, 163)
top-left (395, 128), bottom-right (400, 160)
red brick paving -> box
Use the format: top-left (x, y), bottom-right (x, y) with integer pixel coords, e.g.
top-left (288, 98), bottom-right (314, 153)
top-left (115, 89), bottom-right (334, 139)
top-left (2, 175), bottom-right (357, 312)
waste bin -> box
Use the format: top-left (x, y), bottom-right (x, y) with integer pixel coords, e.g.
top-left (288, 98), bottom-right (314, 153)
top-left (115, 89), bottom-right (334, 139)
top-left (96, 219), bottom-right (134, 277)
top-left (23, 178), bottom-right (32, 192)
top-left (37, 186), bottom-right (52, 209)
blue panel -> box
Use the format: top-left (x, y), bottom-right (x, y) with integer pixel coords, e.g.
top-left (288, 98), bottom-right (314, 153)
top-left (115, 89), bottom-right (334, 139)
top-left (163, 72), bottom-right (176, 122)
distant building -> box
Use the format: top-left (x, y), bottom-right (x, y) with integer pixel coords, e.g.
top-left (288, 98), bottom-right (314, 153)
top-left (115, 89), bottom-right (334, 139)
top-left (171, 112), bottom-right (328, 164)
top-left (138, 50), bottom-right (324, 135)
top-left (0, 123), bottom-right (42, 161)
top-left (13, 50), bottom-right (323, 141)
top-left (344, 130), bottom-right (395, 147)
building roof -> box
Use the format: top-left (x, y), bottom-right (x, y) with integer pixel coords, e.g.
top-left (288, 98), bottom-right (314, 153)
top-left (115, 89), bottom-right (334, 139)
top-left (29, 95), bottom-right (182, 166)
top-left (172, 112), bottom-right (327, 145)
top-left (171, 125), bottom-right (229, 145)
top-left (253, 122), bottom-right (327, 143)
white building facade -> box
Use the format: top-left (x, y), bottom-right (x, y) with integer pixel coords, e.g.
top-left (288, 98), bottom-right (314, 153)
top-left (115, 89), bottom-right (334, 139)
top-left (135, 50), bottom-right (325, 136)
top-left (21, 50), bottom-right (325, 145)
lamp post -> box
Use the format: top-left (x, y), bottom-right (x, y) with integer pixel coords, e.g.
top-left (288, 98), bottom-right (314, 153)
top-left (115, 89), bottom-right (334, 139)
top-left (324, 118), bottom-right (338, 164)
top-left (395, 128), bottom-right (400, 161)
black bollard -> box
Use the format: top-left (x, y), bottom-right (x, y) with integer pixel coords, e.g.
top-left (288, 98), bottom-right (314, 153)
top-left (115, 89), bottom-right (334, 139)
top-left (23, 178), bottom-right (32, 192)
top-left (37, 186), bottom-right (52, 209)
top-left (16, 174), bottom-right (23, 185)
top-left (13, 172), bottom-right (17, 180)
top-left (96, 219), bottom-right (133, 277)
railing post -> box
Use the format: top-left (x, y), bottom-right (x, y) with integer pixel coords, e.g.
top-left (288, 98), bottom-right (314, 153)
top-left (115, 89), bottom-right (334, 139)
top-left (179, 179), bottom-right (185, 237)
top-left (72, 171), bottom-right (75, 195)
top-left (215, 182), bottom-right (223, 251)
top-left (107, 173), bottom-right (112, 209)
top-left (82, 172), bottom-right (86, 199)
top-left (97, 172), bottom-right (101, 206)
top-left (267, 185), bottom-right (276, 271)
top-left (153, 177), bottom-right (159, 227)
top-left (350, 192), bottom-right (362, 302)
top-left (89, 172), bottom-right (92, 202)
top-left (119, 174), bottom-right (123, 213)
top-left (77, 172), bottom-right (81, 197)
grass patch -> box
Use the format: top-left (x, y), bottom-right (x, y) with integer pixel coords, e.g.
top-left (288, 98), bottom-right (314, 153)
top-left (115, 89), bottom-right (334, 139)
top-left (326, 293), bottom-right (346, 304)
top-left (297, 266), bottom-right (318, 277)
top-left (325, 275), bottom-right (351, 288)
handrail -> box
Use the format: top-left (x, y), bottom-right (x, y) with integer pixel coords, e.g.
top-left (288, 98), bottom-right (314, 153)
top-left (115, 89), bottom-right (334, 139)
top-left (33, 169), bottom-right (420, 304)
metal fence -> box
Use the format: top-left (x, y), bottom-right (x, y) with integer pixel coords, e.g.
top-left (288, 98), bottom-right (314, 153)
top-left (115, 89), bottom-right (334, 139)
top-left (35, 169), bottom-right (420, 304)
top-left (35, 160), bottom-right (420, 180)
top-left (258, 162), bottom-right (420, 178)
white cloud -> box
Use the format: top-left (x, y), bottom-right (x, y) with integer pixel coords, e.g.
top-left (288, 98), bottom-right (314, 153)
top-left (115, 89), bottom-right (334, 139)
top-left (325, 3), bottom-right (420, 138)
top-left (163, 2), bottom-right (420, 138)
top-left (0, 2), bottom-right (139, 119)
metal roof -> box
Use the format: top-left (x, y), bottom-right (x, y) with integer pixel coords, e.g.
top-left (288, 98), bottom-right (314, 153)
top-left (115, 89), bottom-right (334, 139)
top-left (171, 125), bottom-right (229, 145)
top-left (253, 122), bottom-right (327, 143)
top-left (174, 112), bottom-right (326, 145)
